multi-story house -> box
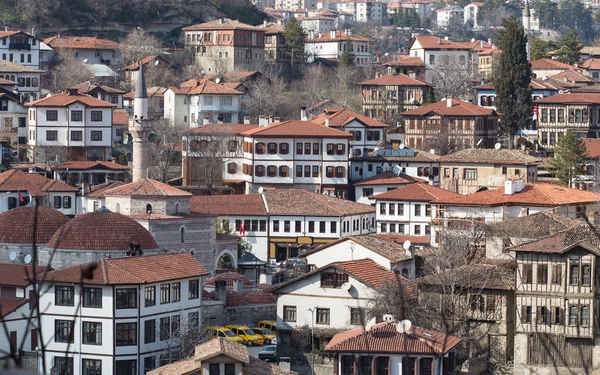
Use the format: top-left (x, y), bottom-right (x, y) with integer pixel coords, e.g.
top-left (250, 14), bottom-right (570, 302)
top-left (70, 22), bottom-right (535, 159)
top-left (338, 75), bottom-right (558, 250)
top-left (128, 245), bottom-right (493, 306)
top-left (311, 107), bottom-right (388, 158)
top-left (121, 55), bottom-right (178, 87)
top-left (336, 0), bottom-right (387, 23)
top-left (531, 58), bottom-right (578, 79)
top-left (71, 79), bottom-right (126, 109)
top-left (436, 6), bottom-right (464, 28)
top-left (192, 189), bottom-right (376, 261)
top-left (478, 44), bottom-right (500, 79)
top-left (26, 89), bottom-right (115, 162)
top-left (535, 93), bottom-right (600, 154)
top-left (163, 79), bottom-right (242, 127)
top-left (262, 21), bottom-right (289, 68)
top-left (302, 16), bottom-right (336, 34)
top-left (464, 2), bottom-right (484, 28)
top-left (438, 148), bottom-right (539, 195)
top-left (359, 73), bottom-right (432, 123)
top-left (578, 58), bottom-right (600, 79)
top-left (408, 35), bottom-right (474, 82)
top-left (0, 83), bottom-right (27, 150)
top-left (0, 60), bottom-right (43, 101)
top-left (401, 98), bottom-right (499, 151)
top-left (40, 253), bottom-right (209, 375)
top-left (381, 55), bottom-right (426, 79)
top-left (183, 18), bottom-right (265, 73)
top-left (511, 224), bottom-right (600, 374)
top-left (476, 78), bottom-right (571, 109)
top-left (305, 30), bottom-right (371, 66)
top-left (353, 171), bottom-right (424, 205)
top-left (580, 138), bottom-right (600, 190)
top-left (0, 30), bottom-right (41, 70)
top-left (387, 0), bottom-right (433, 22)
top-left (43, 35), bottom-right (123, 67)
top-left (274, 0), bottom-right (315, 10)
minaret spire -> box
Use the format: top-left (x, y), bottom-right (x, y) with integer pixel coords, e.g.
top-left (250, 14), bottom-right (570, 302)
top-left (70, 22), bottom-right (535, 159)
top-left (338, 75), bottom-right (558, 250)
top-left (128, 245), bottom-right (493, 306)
top-left (523, 0), bottom-right (531, 61)
top-left (129, 61), bottom-right (152, 182)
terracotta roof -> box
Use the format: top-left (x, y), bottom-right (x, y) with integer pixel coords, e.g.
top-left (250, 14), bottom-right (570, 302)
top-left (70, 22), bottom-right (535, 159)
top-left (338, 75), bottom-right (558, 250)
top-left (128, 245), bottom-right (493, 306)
top-left (264, 189), bottom-right (375, 216)
top-left (359, 73), bottom-right (432, 87)
top-left (325, 321), bottom-right (461, 354)
top-left (439, 148), bottom-right (540, 165)
top-left (535, 92), bottom-right (600, 104)
top-left (476, 78), bottom-right (571, 91)
top-left (46, 211), bottom-right (159, 251)
top-left (382, 56), bottom-right (425, 67)
top-left (0, 297), bottom-right (28, 319)
top-left (311, 108), bottom-right (389, 128)
top-left (43, 35), bottom-right (123, 50)
top-left (242, 289), bottom-right (277, 304)
top-left (0, 30), bottom-right (35, 39)
top-left (582, 138), bottom-right (600, 158)
top-left (418, 262), bottom-right (514, 290)
top-left (0, 78), bottom-right (16, 85)
top-left (85, 181), bottom-right (125, 198)
top-left (122, 55), bottom-right (170, 71)
top-left (53, 161), bottom-right (130, 171)
top-left (579, 58), bottom-right (600, 70)
top-left (104, 179), bottom-right (191, 197)
top-left (374, 183), bottom-right (459, 202)
top-left (225, 289), bottom-right (247, 307)
top-left (0, 263), bottom-right (48, 287)
top-left (510, 224), bottom-right (600, 254)
top-left (486, 211), bottom-right (581, 239)
top-left (182, 123), bottom-right (259, 135)
top-left (376, 234), bottom-right (431, 246)
top-left (301, 235), bottom-right (413, 262)
top-left (549, 69), bottom-right (598, 84)
top-left (44, 253), bottom-right (208, 285)
top-left (257, 283), bottom-right (275, 292)
top-left (123, 86), bottom-right (167, 99)
top-left (531, 58), bottom-right (576, 70)
top-left (26, 92), bottom-right (116, 108)
top-left (360, 148), bottom-right (440, 162)
top-left (183, 18), bottom-right (263, 32)
top-left (170, 79), bottom-right (242, 95)
top-left (0, 169), bottom-right (78, 195)
top-left (410, 35), bottom-right (473, 50)
top-left (434, 182), bottom-right (600, 207)
top-left (308, 30), bottom-right (369, 42)
top-left (203, 272), bottom-right (254, 287)
top-left (354, 171), bottom-right (426, 186)
top-left (0, 206), bottom-right (69, 245)
top-left (0, 60), bottom-right (43, 73)
top-left (191, 194), bottom-right (267, 216)
top-left (112, 108), bottom-right (130, 125)
top-left (203, 71), bottom-right (261, 83)
top-left (241, 120), bottom-right (352, 138)
top-left (400, 98), bottom-right (496, 117)
top-left (70, 80), bottom-right (125, 95)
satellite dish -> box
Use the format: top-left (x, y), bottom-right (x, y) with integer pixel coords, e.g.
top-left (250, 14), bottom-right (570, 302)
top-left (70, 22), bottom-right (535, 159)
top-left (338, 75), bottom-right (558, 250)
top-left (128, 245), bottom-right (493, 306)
top-left (24, 254), bottom-right (32, 264)
top-left (258, 187), bottom-right (264, 194)
top-left (9, 251), bottom-right (17, 261)
top-left (155, 60), bottom-right (160, 65)
top-left (494, 142), bottom-right (502, 150)
top-left (396, 319), bottom-right (412, 333)
top-left (83, 58), bottom-right (88, 63)
top-left (392, 165), bottom-right (401, 176)
top-left (403, 240), bottom-right (411, 250)
top-left (399, 143), bottom-right (405, 150)
top-left (215, 77), bottom-right (221, 84)
top-left (340, 282), bottom-right (352, 292)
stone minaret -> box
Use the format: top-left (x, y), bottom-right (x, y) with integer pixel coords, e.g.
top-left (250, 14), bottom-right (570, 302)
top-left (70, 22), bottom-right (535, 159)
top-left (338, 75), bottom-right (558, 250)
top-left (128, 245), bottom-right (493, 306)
top-left (523, 0), bottom-right (531, 61)
top-left (129, 63), bottom-right (152, 182)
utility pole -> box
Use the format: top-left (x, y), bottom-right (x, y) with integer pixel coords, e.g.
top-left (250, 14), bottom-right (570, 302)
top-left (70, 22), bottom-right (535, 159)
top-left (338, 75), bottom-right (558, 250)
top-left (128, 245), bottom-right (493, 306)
top-left (307, 307), bottom-right (315, 374)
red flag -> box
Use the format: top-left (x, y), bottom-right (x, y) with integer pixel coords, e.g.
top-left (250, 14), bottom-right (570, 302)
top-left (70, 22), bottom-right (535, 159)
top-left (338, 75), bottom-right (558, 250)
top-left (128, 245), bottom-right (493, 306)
top-left (18, 193), bottom-right (23, 202)
top-left (240, 222), bottom-right (245, 236)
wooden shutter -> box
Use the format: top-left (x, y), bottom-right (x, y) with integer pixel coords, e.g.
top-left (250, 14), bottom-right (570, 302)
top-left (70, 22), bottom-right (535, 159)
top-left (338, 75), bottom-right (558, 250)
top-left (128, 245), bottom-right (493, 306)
top-left (279, 143), bottom-right (284, 154)
top-left (536, 306), bottom-right (542, 323)
top-left (521, 305), bottom-right (528, 323)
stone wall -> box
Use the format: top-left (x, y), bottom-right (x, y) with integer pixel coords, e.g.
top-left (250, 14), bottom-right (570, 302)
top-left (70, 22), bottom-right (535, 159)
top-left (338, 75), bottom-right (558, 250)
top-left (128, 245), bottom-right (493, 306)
top-left (37, 247), bottom-right (165, 269)
top-left (105, 196), bottom-right (191, 216)
top-left (0, 243), bottom-right (37, 265)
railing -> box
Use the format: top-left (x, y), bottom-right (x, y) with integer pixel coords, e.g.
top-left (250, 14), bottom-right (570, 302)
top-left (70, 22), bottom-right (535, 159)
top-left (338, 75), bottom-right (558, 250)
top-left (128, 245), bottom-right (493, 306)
top-left (9, 43), bottom-right (30, 51)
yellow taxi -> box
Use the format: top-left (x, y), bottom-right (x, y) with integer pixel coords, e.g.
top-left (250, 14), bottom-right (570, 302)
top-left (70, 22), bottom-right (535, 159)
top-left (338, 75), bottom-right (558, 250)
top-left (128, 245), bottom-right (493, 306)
top-left (258, 320), bottom-right (277, 332)
top-left (205, 326), bottom-right (244, 344)
top-left (225, 325), bottom-right (264, 346)
top-left (251, 327), bottom-right (276, 345)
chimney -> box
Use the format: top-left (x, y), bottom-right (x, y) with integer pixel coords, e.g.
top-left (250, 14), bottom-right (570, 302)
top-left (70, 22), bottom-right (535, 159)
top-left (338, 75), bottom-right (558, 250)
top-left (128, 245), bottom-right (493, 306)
top-left (325, 115), bottom-right (330, 127)
top-left (504, 179), bottom-right (525, 195)
top-left (219, 18), bottom-right (224, 24)
top-left (268, 115), bottom-right (274, 124)
top-left (274, 116), bottom-right (281, 122)
top-left (67, 88), bottom-right (78, 96)
top-left (300, 106), bottom-right (307, 121)
top-left (203, 116), bottom-right (211, 125)
top-left (259, 115), bottom-right (269, 127)
top-left (233, 279), bottom-right (243, 294)
top-left (89, 77), bottom-right (95, 86)
top-left (263, 20), bottom-right (268, 28)
top-left (243, 116), bottom-right (251, 124)
top-left (488, 38), bottom-right (492, 46)
top-left (446, 97), bottom-right (452, 108)
top-left (214, 280), bottom-right (227, 303)
top-left (429, 148), bottom-right (435, 155)
top-left (330, 30), bottom-right (336, 39)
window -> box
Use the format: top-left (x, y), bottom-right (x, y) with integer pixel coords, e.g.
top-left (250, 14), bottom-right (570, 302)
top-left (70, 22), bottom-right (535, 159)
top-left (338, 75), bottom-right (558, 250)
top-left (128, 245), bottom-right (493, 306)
top-left (225, 364), bottom-right (235, 375)
top-left (189, 311), bottom-right (199, 328)
top-left (295, 221), bottom-right (301, 232)
top-left (255, 143), bottom-right (265, 154)
top-left (46, 110), bottom-right (58, 121)
top-left (414, 225), bottom-right (421, 235)
top-left (320, 272), bottom-right (349, 288)
top-left (82, 322), bottom-right (102, 345)
top-left (336, 143), bottom-right (345, 155)
top-left (109, 95), bottom-right (119, 104)
top-left (389, 203), bottom-right (395, 215)
top-left (381, 223), bottom-right (387, 233)
top-left (558, 109), bottom-right (564, 122)
top-left (145, 319), bottom-right (156, 343)
top-left (219, 96), bottom-right (233, 106)
top-left (550, 109), bottom-right (556, 122)
top-left (55, 320), bottom-right (74, 343)
top-left (283, 306), bottom-right (296, 322)
top-left (273, 220), bottom-right (280, 232)
top-left (330, 221), bottom-right (337, 233)
top-left (54, 196), bottom-right (62, 209)
top-left (319, 221), bottom-right (326, 233)
top-left (380, 203), bottom-right (386, 215)
top-left (537, 264), bottom-right (548, 284)
top-left (115, 360), bottom-right (136, 375)
top-left (90, 131), bottom-right (102, 141)
top-left (523, 264), bottom-right (533, 284)
top-left (209, 364), bottom-right (220, 375)
top-left (255, 165), bottom-right (264, 176)
top-left (284, 220), bottom-right (291, 233)
top-left (83, 287), bottom-right (102, 308)
top-left (65, 196), bottom-right (73, 210)
top-left (296, 165), bottom-right (302, 177)
top-left (116, 288), bottom-right (137, 309)
top-left (268, 142), bottom-right (277, 154)
top-left (172, 315), bottom-right (180, 337)
top-left (414, 204), bottom-right (421, 216)
top-left (296, 143), bottom-right (303, 154)
top-left (260, 220), bottom-right (266, 231)
top-left (189, 279), bottom-right (199, 299)
top-left (280, 143), bottom-right (289, 154)
top-left (115, 323), bottom-right (137, 346)
top-left (267, 165), bottom-right (276, 177)
top-left (204, 96), bottom-right (213, 105)
top-left (308, 221), bottom-right (315, 233)
top-left (313, 143), bottom-right (320, 154)
top-left (316, 308), bottom-right (330, 324)
top-left (55, 286), bottom-right (74, 306)
top-left (429, 54), bottom-right (435, 65)
top-left (569, 264), bottom-right (579, 285)
top-left (581, 305), bottom-right (590, 326)
top-left (144, 357), bottom-right (156, 373)
top-left (304, 166), bottom-right (311, 177)
top-left (90, 111), bottom-right (102, 122)
top-left (82, 359), bottom-right (102, 375)
top-left (551, 265), bottom-right (562, 284)
top-left (279, 165), bottom-right (288, 177)
top-left (312, 166), bottom-right (319, 177)
top-left (71, 130), bottom-right (82, 141)
top-left (227, 163), bottom-right (237, 174)
top-left (145, 286), bottom-right (156, 306)
top-left (464, 168), bottom-right (477, 180)
top-left (582, 264), bottom-right (591, 285)
top-left (160, 284), bottom-right (170, 304)
top-left (46, 130), bottom-right (57, 141)
top-left (327, 144), bottom-right (334, 155)
top-left (569, 305), bottom-right (578, 326)
top-left (54, 357), bottom-right (73, 375)
top-left (70, 110), bottom-right (83, 121)
top-left (522, 305), bottom-right (532, 323)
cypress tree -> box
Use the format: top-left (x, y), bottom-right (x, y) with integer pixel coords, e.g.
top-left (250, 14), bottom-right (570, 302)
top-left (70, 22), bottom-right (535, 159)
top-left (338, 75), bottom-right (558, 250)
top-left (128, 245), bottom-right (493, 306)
top-left (284, 17), bottom-right (305, 68)
top-left (553, 131), bottom-right (586, 188)
top-left (495, 17), bottom-right (533, 149)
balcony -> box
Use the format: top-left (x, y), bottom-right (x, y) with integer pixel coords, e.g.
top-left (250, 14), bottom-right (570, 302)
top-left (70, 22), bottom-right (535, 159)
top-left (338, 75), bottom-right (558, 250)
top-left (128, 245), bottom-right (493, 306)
top-left (9, 43), bottom-right (30, 51)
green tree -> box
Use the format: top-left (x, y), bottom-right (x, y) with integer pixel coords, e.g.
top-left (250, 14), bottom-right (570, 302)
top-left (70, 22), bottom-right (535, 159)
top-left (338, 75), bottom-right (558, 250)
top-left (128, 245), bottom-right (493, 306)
top-left (558, 0), bottom-right (593, 40)
top-left (530, 38), bottom-right (556, 60)
top-left (553, 32), bottom-right (582, 65)
top-left (340, 42), bottom-right (356, 67)
top-left (495, 17), bottom-right (533, 148)
top-left (532, 0), bottom-right (559, 29)
top-left (283, 17), bottom-right (305, 68)
top-left (553, 131), bottom-right (586, 188)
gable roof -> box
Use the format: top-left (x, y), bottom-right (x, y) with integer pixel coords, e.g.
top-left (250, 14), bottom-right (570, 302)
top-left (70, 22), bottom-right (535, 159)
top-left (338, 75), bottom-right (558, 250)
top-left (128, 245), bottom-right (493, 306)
top-left (263, 189), bottom-right (375, 216)
top-left (0, 60), bottom-right (43, 73)
top-left (241, 120), bottom-right (352, 138)
top-left (486, 211), bottom-right (581, 239)
top-left (113, 108), bottom-right (129, 125)
top-left (182, 123), bottom-right (259, 136)
top-left (182, 18), bottom-right (262, 32)
top-left (360, 148), bottom-right (440, 162)
top-left (439, 148), bottom-right (540, 165)
top-left (531, 58), bottom-right (576, 70)
top-left (191, 194), bottom-right (267, 216)
top-left (300, 235), bottom-right (413, 262)
top-left (374, 183), bottom-right (459, 202)
top-left (43, 35), bottom-right (122, 50)
top-left (475, 78), bottom-right (572, 91)
top-left (400, 98), bottom-right (496, 117)
top-left (354, 171), bottom-right (426, 186)
top-left (311, 108), bottom-right (389, 128)
top-left (122, 55), bottom-right (176, 71)
top-left (85, 181), bottom-right (125, 198)
top-left (409, 35), bottom-right (473, 51)
top-left (123, 86), bottom-right (167, 99)
top-left (326, 321), bottom-right (461, 354)
top-left (0, 263), bottom-right (48, 287)
top-left (535, 92), bottom-right (600, 104)
top-left (0, 169), bottom-right (78, 195)
top-left (418, 262), bottom-right (514, 290)
top-left (53, 161), bottom-right (130, 171)
top-left (70, 80), bottom-right (125, 95)
top-left (170, 79), bottom-right (242, 95)
top-left (26, 92), bottom-right (116, 108)
top-left (104, 179), bottom-right (191, 197)
top-left (579, 57), bottom-right (600, 70)
top-left (307, 30), bottom-right (369, 42)
top-left (44, 253), bottom-right (209, 285)
top-left (582, 138), bottom-right (600, 158)
top-left (382, 56), bottom-right (425, 67)
top-left (359, 73), bottom-right (432, 87)
top-left (549, 69), bottom-right (598, 84)
top-left (510, 224), bottom-right (600, 255)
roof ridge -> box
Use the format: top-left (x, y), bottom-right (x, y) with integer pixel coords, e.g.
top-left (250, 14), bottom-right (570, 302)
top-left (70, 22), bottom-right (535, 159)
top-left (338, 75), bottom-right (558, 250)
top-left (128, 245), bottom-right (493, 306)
top-left (148, 179), bottom-right (167, 196)
top-left (105, 258), bottom-right (146, 284)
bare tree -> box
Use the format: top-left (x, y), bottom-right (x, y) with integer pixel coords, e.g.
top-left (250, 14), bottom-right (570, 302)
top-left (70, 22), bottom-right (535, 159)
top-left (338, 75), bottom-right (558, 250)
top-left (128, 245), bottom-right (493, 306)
top-left (33, 145), bottom-right (69, 167)
top-left (424, 125), bottom-right (458, 155)
top-left (241, 76), bottom-right (295, 120)
top-left (430, 55), bottom-right (475, 102)
top-left (51, 50), bottom-right (93, 91)
top-left (120, 28), bottom-right (163, 67)
top-left (148, 118), bottom-right (185, 182)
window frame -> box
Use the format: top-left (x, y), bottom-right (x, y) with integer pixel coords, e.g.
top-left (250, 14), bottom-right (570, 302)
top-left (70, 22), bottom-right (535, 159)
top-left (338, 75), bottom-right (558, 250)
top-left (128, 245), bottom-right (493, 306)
top-left (115, 288), bottom-right (137, 309)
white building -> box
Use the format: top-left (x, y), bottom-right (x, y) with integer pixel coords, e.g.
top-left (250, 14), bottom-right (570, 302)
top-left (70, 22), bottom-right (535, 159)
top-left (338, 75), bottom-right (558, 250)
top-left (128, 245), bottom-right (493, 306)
top-left (71, 79), bottom-right (126, 109)
top-left (305, 30), bottom-right (371, 66)
top-left (163, 79), bottom-right (243, 127)
top-left (43, 35), bottom-right (123, 67)
top-left (0, 31), bottom-right (41, 70)
top-left (336, 0), bottom-right (387, 23)
top-left (302, 16), bottom-right (337, 34)
top-left (464, 2), bottom-right (483, 28)
top-left (353, 171), bottom-right (425, 205)
top-left (408, 35), bottom-right (474, 82)
top-left (0, 60), bottom-right (43, 101)
top-left (40, 253), bottom-right (209, 375)
top-left (436, 6), bottom-right (464, 28)
top-left (26, 89), bottom-right (115, 162)
top-left (0, 83), bottom-right (28, 147)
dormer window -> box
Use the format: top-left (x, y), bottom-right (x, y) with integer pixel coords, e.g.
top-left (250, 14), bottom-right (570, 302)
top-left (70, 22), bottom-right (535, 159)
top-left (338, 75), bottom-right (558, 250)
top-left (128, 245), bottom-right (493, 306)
top-left (321, 272), bottom-right (349, 288)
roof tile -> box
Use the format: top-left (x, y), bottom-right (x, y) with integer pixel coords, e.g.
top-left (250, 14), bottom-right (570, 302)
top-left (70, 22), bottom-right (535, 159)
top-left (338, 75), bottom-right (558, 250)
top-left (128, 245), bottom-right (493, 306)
top-left (240, 120), bottom-right (352, 137)
top-left (263, 189), bottom-right (375, 216)
top-left (191, 194), bottom-right (267, 216)
top-left (26, 92), bottom-right (116, 108)
top-left (104, 179), bottom-right (191, 197)
top-left (0, 206), bottom-right (69, 244)
top-left (374, 183), bottom-right (459, 202)
top-left (359, 73), bottom-right (432, 87)
top-left (311, 108), bottom-right (390, 128)
top-left (400, 98), bottom-right (496, 117)
top-left (354, 171), bottom-right (426, 186)
top-left (439, 148), bottom-right (540, 165)
top-left (43, 35), bottom-right (122, 50)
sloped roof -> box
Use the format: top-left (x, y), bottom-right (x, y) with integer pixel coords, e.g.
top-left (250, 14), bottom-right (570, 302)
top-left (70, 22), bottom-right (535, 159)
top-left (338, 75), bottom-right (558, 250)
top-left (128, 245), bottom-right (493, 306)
top-left (242, 289), bottom-right (277, 304)
top-left (300, 235), bottom-right (413, 262)
top-left (0, 60), bottom-right (43, 73)
top-left (582, 138), bottom-right (600, 158)
top-left (308, 30), bottom-right (369, 42)
top-left (26, 92), bottom-right (116, 108)
top-left (70, 80), bottom-right (125, 94)
top-left (531, 58), bottom-right (576, 70)
top-left (123, 86), bottom-right (167, 99)
top-left (113, 108), bottom-right (129, 125)
top-left (439, 148), bottom-right (540, 165)
top-left (400, 98), bottom-right (495, 117)
top-left (579, 57), bottom-right (600, 70)
top-left (104, 179), bottom-right (191, 197)
top-left (549, 69), bottom-right (598, 84)
top-left (53, 161), bottom-right (130, 171)
top-left (354, 171), bottom-right (426, 186)
top-left (376, 234), bottom-right (431, 245)
top-left (535, 92), bottom-right (600, 104)
top-left (0, 206), bottom-right (69, 245)
top-left (510, 224), bottom-right (600, 254)
top-left (0, 297), bottom-right (29, 318)
top-left (43, 35), bottom-right (122, 50)
top-left (382, 56), bottom-right (425, 67)
top-left (122, 55), bottom-right (175, 71)
top-left (183, 18), bottom-right (262, 31)
top-left (203, 272), bottom-right (254, 287)
top-left (475, 78), bottom-right (572, 91)
top-left (418, 262), bottom-right (514, 290)
top-left (263, 189), bottom-right (375, 216)
top-left (0, 169), bottom-right (78, 195)
top-left (359, 73), bottom-right (431, 87)
top-left (182, 123), bottom-right (259, 135)
top-left (85, 181), bottom-right (125, 198)
top-left (0, 263), bottom-right (48, 287)
top-left (170, 79), bottom-right (242, 95)
top-left (311, 108), bottom-right (389, 128)
top-left (241, 120), bottom-right (352, 138)
top-left (486, 211), bottom-right (581, 239)
top-left (374, 183), bottom-right (459, 202)
top-left (410, 35), bottom-right (473, 50)
top-left (326, 321), bottom-right (461, 354)
top-left (191, 194), bottom-right (267, 216)
top-left (360, 148), bottom-right (440, 162)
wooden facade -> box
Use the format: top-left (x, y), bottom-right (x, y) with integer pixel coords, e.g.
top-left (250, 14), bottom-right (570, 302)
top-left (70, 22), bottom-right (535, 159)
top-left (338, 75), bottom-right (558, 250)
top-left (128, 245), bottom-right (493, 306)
top-left (361, 83), bottom-right (430, 123)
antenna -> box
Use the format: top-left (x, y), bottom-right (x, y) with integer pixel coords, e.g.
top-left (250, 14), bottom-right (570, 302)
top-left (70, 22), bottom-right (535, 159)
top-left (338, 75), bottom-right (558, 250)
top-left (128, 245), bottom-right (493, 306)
top-left (24, 254), bottom-right (32, 264)
top-left (340, 282), bottom-right (352, 292)
top-left (392, 165), bottom-right (401, 176)
top-left (258, 187), bottom-right (264, 194)
top-left (396, 319), bottom-right (412, 333)
top-left (476, 138), bottom-right (483, 146)
top-left (399, 143), bottom-right (405, 150)
top-left (494, 142), bottom-right (502, 150)
top-left (9, 251), bottom-right (16, 261)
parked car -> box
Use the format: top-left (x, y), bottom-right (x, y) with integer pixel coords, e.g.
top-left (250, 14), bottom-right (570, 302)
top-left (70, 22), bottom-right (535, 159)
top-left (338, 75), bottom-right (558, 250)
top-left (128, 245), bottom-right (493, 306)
top-left (225, 325), bottom-right (264, 346)
top-left (258, 345), bottom-right (278, 362)
top-left (271, 337), bottom-right (277, 345)
top-left (251, 327), bottom-right (276, 345)
top-left (258, 320), bottom-right (277, 332)
top-left (205, 326), bottom-right (244, 343)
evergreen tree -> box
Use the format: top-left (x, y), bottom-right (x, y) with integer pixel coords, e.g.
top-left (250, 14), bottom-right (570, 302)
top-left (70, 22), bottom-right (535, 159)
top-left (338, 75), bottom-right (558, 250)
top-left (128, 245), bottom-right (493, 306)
top-left (530, 38), bottom-right (555, 61)
top-left (340, 42), bottom-right (356, 67)
top-left (495, 17), bottom-right (533, 148)
top-left (283, 17), bottom-right (305, 68)
top-left (554, 32), bottom-right (582, 65)
top-left (553, 131), bottom-right (586, 188)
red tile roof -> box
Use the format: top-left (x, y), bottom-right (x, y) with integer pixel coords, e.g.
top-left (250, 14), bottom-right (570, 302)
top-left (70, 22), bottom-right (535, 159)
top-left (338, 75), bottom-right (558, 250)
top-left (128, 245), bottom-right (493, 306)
top-left (241, 120), bottom-right (352, 138)
top-left (26, 92), bottom-right (116, 108)
top-left (242, 289), bottom-right (277, 304)
top-left (382, 56), bottom-right (425, 67)
top-left (531, 58), bottom-right (576, 70)
top-left (582, 138), bottom-right (600, 158)
top-left (46, 211), bottom-right (159, 251)
top-left (373, 183), bottom-right (459, 202)
top-left (85, 181), bottom-right (125, 198)
top-left (225, 289), bottom-right (247, 307)
top-left (487, 211), bottom-right (581, 239)
top-left (301, 235), bottom-right (414, 262)
top-left (203, 272), bottom-right (254, 287)
top-left (170, 79), bottom-right (242, 95)
top-left (122, 55), bottom-right (170, 71)
top-left (0, 206), bottom-right (69, 245)
top-left (354, 171), bottom-right (426, 186)
top-left (439, 148), bottom-right (540, 165)
top-left (112, 109), bottom-right (129, 125)
top-left (376, 234), bottom-right (431, 246)
top-left (325, 321), bottom-right (461, 354)
top-left (0, 297), bottom-right (29, 318)
top-left (0, 169), bottom-right (78, 195)
top-left (579, 58), bottom-right (600, 70)
top-left (434, 182), bottom-right (600, 207)
top-left (182, 123), bottom-right (259, 136)
top-left (191, 194), bottom-right (267, 216)
top-left (70, 80), bottom-right (125, 95)
top-left (535, 92), bottom-right (600, 104)
top-left (123, 86), bottom-right (167, 99)
top-left (43, 35), bottom-right (123, 50)
top-left (0, 60), bottom-right (43, 73)
top-left (0, 30), bottom-right (35, 39)
top-left (0, 263), bottom-right (48, 287)
top-left (308, 30), bottom-right (369, 42)
top-left (183, 18), bottom-right (263, 32)
top-left (311, 108), bottom-right (389, 128)
top-left (549, 69), bottom-right (598, 84)
top-left (0, 78), bottom-right (16, 85)
top-left (44, 253), bottom-right (208, 285)
top-left (410, 35), bottom-right (473, 50)
top-left (53, 161), bottom-right (130, 171)
top-left (104, 179), bottom-right (191, 197)
top-left (476, 78), bottom-right (572, 91)
top-left (359, 74), bottom-right (431, 87)
top-left (400, 98), bottom-right (496, 117)
top-left (263, 189), bottom-right (375, 216)
top-left (510, 224), bottom-right (600, 254)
